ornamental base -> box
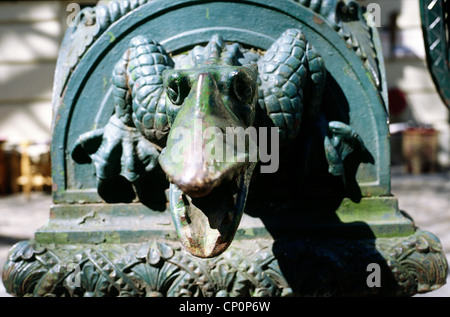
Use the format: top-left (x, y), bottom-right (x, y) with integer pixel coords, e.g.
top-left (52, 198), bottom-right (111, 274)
top-left (2, 229), bottom-right (447, 297)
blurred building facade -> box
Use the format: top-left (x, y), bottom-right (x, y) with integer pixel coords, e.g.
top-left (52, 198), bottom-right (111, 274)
top-left (0, 0), bottom-right (448, 184)
top-left (0, 1), bottom-right (96, 194)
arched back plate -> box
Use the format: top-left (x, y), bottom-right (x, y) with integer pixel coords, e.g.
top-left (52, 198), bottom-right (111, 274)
top-left (51, 0), bottom-right (390, 204)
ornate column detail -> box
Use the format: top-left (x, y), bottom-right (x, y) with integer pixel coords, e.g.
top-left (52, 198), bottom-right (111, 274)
top-left (3, 229), bottom-right (447, 297)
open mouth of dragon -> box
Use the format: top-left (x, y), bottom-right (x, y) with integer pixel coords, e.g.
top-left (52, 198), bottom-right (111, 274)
top-left (168, 162), bottom-right (256, 258)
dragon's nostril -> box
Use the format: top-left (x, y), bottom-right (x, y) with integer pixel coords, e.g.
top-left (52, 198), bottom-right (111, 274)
top-left (167, 81), bottom-right (181, 105)
top-left (232, 75), bottom-right (253, 103)
top-left (166, 74), bottom-right (191, 106)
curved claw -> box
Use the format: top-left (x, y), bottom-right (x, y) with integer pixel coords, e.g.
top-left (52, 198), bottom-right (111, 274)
top-left (72, 114), bottom-right (161, 203)
top-left (325, 121), bottom-right (373, 174)
top-left (324, 121), bottom-right (374, 201)
top-left (73, 114), bottom-right (160, 182)
top-left (72, 128), bottom-right (105, 164)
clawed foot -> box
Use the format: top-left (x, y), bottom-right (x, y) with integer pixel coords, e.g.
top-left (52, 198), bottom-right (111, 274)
top-left (72, 114), bottom-right (162, 204)
top-left (325, 121), bottom-right (374, 201)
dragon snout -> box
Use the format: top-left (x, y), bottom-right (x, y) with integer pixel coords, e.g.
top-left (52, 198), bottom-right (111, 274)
top-left (159, 69), bottom-right (258, 258)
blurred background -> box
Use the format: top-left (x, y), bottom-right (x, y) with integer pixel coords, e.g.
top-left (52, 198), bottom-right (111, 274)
top-left (0, 0), bottom-right (448, 296)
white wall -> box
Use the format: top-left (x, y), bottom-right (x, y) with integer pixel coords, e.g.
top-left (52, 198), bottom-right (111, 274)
top-left (0, 1), bottom-right (97, 150)
top-left (0, 1), bottom-right (64, 148)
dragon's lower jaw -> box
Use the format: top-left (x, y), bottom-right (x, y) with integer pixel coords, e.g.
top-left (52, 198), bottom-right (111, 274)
top-left (169, 162), bottom-right (256, 258)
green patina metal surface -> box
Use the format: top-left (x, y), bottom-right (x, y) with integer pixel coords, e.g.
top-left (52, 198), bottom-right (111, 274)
top-left (52, 0), bottom-right (391, 206)
top-left (420, 0), bottom-right (450, 109)
top-left (2, 0), bottom-right (447, 296)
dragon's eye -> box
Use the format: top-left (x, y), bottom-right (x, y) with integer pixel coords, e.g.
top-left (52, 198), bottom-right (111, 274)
top-left (232, 75), bottom-right (253, 103)
top-left (166, 75), bottom-right (190, 105)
